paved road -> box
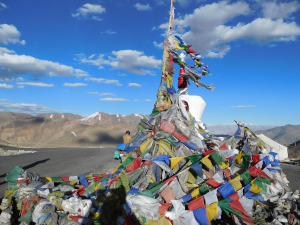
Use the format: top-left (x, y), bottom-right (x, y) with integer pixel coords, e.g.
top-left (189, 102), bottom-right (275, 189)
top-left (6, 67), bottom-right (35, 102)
top-left (1, 149), bottom-right (299, 199)
top-left (281, 163), bottom-right (300, 192)
top-left (0, 147), bottom-right (120, 198)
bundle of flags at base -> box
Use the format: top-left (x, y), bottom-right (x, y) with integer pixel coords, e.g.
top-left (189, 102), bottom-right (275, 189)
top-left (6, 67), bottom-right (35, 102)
top-left (0, 99), bottom-right (299, 225)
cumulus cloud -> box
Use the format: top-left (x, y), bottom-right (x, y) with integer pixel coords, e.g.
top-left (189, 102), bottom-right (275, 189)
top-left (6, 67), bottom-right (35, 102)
top-left (17, 82), bottom-right (55, 87)
top-left (0, 47), bottom-right (88, 80)
top-left (134, 3), bottom-right (152, 11)
top-left (85, 77), bottom-right (122, 86)
top-left (99, 93), bottom-right (116, 97)
top-left (99, 97), bottom-right (129, 101)
top-left (75, 50), bottom-right (161, 75)
top-left (110, 50), bottom-right (161, 75)
top-left (63, 83), bottom-right (87, 87)
top-left (128, 83), bottom-right (142, 87)
top-left (72, 3), bottom-right (106, 20)
top-left (262, 1), bottom-right (299, 19)
top-left (160, 1), bottom-right (300, 58)
top-left (231, 105), bottom-right (255, 108)
top-left (0, 24), bottom-right (25, 45)
top-left (0, 83), bottom-right (13, 89)
top-left (0, 102), bottom-right (55, 114)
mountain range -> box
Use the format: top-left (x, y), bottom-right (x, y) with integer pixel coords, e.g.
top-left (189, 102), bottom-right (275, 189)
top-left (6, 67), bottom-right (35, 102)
top-left (0, 112), bottom-right (299, 149)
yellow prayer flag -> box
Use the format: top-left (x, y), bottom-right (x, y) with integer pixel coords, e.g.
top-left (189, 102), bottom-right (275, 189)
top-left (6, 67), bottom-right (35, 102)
top-left (156, 140), bottom-right (172, 155)
top-left (140, 138), bottom-right (153, 153)
top-left (4, 189), bottom-right (17, 205)
top-left (229, 176), bottom-right (242, 192)
top-left (144, 215), bottom-right (172, 225)
top-left (191, 187), bottom-right (200, 199)
top-left (219, 160), bottom-right (230, 170)
top-left (170, 157), bottom-right (185, 169)
top-left (43, 177), bottom-right (52, 182)
top-left (249, 179), bottom-right (263, 193)
top-left (206, 202), bottom-right (218, 222)
top-left (70, 180), bottom-right (78, 186)
top-left (201, 155), bottom-right (214, 171)
top-left (186, 171), bottom-right (198, 188)
top-left (236, 153), bottom-right (245, 164)
top-left (173, 38), bottom-right (185, 50)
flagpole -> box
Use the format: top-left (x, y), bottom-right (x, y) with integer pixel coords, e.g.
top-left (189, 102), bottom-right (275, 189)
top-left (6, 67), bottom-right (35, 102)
top-left (160, 0), bottom-right (175, 85)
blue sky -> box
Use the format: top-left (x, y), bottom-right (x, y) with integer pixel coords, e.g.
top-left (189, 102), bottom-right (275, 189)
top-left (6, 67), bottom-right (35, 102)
top-left (0, 0), bottom-right (299, 126)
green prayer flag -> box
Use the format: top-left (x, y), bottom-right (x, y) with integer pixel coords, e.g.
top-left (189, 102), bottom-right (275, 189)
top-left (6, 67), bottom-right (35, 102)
top-left (148, 182), bottom-right (164, 193)
top-left (120, 171), bottom-right (130, 193)
top-left (257, 176), bottom-right (271, 185)
top-left (241, 170), bottom-right (251, 185)
top-left (121, 156), bottom-right (135, 168)
top-left (218, 199), bottom-right (242, 218)
top-left (210, 151), bottom-right (223, 165)
top-left (187, 154), bottom-right (201, 163)
top-left (254, 180), bottom-right (267, 194)
top-left (6, 165), bottom-right (23, 184)
top-left (137, 190), bottom-right (154, 198)
top-left (200, 183), bottom-right (209, 195)
top-left (50, 177), bottom-right (64, 182)
top-left (18, 208), bottom-right (33, 224)
top-left (242, 154), bottom-right (251, 168)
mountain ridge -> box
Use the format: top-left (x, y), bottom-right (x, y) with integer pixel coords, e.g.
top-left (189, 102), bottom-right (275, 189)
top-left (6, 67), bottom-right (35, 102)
top-left (0, 111), bottom-right (299, 148)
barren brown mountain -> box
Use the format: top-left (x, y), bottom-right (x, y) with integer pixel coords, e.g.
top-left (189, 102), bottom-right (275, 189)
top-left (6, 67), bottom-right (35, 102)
top-left (0, 112), bottom-right (141, 148)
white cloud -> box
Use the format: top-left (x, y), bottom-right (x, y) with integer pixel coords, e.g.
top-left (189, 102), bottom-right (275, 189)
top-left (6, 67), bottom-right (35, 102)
top-left (85, 77), bottom-right (122, 86)
top-left (134, 3), bottom-right (152, 11)
top-left (231, 105), bottom-right (255, 108)
top-left (262, 1), bottom-right (299, 19)
top-left (88, 92), bottom-right (99, 95)
top-left (99, 97), bottom-right (129, 101)
top-left (153, 41), bottom-right (164, 49)
top-left (0, 48), bottom-right (88, 80)
top-left (128, 83), bottom-right (142, 87)
top-left (0, 24), bottom-right (25, 45)
top-left (75, 50), bottom-right (162, 75)
top-left (145, 99), bottom-right (152, 102)
top-left (91, 16), bottom-right (103, 21)
top-left (100, 93), bottom-right (116, 97)
top-left (206, 45), bottom-right (230, 58)
top-left (161, 1), bottom-right (300, 58)
top-left (17, 82), bottom-right (54, 87)
top-left (134, 99), bottom-right (139, 102)
top-left (177, 0), bottom-right (193, 8)
top-left (72, 3), bottom-right (106, 20)
top-left (110, 50), bottom-right (162, 75)
top-left (0, 83), bottom-right (13, 89)
top-left (0, 3), bottom-right (7, 10)
top-left (101, 29), bottom-right (117, 35)
top-left (0, 102), bottom-right (55, 114)
top-left (63, 82), bottom-right (87, 87)
top-left (0, 99), bottom-right (8, 101)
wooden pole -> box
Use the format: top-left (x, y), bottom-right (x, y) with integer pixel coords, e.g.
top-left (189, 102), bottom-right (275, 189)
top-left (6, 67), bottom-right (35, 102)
top-left (160, 0), bottom-right (175, 84)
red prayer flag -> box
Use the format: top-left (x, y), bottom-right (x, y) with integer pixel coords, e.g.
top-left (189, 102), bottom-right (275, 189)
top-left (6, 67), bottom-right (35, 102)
top-left (219, 143), bottom-right (228, 150)
top-left (252, 154), bottom-right (260, 164)
top-left (126, 158), bottom-right (143, 173)
top-left (188, 196), bottom-right (205, 210)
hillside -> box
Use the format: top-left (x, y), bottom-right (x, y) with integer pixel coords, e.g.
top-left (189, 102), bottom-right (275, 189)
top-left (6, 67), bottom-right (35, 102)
top-left (256, 124), bottom-right (300, 146)
top-left (0, 112), bottom-right (141, 148)
top-left (288, 140), bottom-right (300, 159)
